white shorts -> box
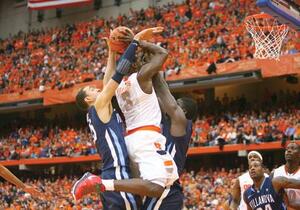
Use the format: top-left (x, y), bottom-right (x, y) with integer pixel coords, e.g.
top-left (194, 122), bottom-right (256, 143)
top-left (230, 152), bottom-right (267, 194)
top-left (125, 130), bottom-right (178, 187)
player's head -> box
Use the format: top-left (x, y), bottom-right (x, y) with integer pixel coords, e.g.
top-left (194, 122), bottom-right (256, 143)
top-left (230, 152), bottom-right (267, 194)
top-left (176, 97), bottom-right (198, 122)
top-left (285, 141), bottom-right (300, 163)
top-left (247, 151), bottom-right (263, 164)
top-left (76, 86), bottom-right (100, 111)
top-left (249, 160), bottom-right (264, 180)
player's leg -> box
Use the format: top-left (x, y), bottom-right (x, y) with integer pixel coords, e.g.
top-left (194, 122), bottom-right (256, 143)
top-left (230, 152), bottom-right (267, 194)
top-left (142, 186), bottom-right (184, 210)
top-left (101, 191), bottom-right (139, 210)
top-left (72, 172), bottom-right (164, 199)
top-left (71, 171), bottom-right (140, 210)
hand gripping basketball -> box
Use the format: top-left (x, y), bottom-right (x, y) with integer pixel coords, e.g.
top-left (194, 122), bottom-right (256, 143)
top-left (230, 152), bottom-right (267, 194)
top-left (109, 26), bottom-right (134, 53)
top-left (134, 27), bottom-right (164, 41)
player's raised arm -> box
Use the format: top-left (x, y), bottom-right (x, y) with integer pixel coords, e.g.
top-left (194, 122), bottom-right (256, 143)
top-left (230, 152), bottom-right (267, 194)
top-left (102, 38), bottom-right (116, 87)
top-left (272, 176), bottom-right (300, 192)
top-left (0, 164), bottom-right (42, 198)
top-left (102, 29), bottom-right (133, 86)
top-left (94, 37), bottom-right (139, 110)
top-left (152, 72), bottom-right (187, 136)
top-left (137, 41), bottom-right (168, 91)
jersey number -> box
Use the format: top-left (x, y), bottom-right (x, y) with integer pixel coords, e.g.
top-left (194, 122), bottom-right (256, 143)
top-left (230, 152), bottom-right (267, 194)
top-left (288, 190), bottom-right (296, 201)
top-left (87, 114), bottom-right (97, 143)
top-left (121, 91), bottom-right (133, 112)
top-left (257, 204), bottom-right (272, 210)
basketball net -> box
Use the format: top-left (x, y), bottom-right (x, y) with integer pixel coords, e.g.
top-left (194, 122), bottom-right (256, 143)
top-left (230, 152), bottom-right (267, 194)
top-left (245, 13), bottom-right (289, 60)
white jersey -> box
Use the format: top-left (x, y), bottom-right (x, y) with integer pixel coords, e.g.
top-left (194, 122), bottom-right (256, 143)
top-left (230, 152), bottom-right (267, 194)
top-left (238, 172), bottom-right (269, 210)
top-left (273, 165), bottom-right (300, 204)
top-left (115, 72), bottom-right (161, 130)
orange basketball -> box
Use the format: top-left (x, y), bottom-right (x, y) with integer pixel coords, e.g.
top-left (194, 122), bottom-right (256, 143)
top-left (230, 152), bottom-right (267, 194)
top-left (109, 26), bottom-right (134, 53)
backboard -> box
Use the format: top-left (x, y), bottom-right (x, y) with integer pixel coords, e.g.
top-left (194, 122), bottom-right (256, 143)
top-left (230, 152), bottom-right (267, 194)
top-left (257, 0), bottom-right (300, 31)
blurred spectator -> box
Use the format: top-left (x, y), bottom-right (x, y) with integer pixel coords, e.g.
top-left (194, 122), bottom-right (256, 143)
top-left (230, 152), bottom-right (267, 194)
top-left (0, 167), bottom-right (246, 209)
top-left (0, 0), bottom-right (298, 94)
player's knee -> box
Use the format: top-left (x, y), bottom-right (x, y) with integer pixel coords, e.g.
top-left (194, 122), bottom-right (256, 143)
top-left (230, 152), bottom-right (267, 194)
top-left (146, 183), bottom-right (164, 198)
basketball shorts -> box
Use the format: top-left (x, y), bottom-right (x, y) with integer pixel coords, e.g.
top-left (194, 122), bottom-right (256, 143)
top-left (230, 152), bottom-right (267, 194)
top-left (125, 130), bottom-right (178, 187)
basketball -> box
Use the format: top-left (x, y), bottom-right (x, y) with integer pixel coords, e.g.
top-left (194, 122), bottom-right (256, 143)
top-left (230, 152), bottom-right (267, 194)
top-left (109, 26), bottom-right (134, 53)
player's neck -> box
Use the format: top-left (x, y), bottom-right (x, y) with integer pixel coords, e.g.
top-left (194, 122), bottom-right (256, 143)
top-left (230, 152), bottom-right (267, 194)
top-left (253, 176), bottom-right (265, 190)
top-left (285, 162), bottom-right (299, 174)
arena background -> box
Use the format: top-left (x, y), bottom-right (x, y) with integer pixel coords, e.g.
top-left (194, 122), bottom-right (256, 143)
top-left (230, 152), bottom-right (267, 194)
top-left (0, 0), bottom-right (299, 209)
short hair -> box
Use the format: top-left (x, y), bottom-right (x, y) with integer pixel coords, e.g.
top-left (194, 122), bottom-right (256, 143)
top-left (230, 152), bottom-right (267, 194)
top-left (289, 141), bottom-right (300, 151)
top-left (178, 97), bottom-right (198, 122)
top-left (76, 88), bottom-right (89, 111)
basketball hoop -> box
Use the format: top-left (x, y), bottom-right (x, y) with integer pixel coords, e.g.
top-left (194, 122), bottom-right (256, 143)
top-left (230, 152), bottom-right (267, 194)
top-left (244, 13), bottom-right (289, 60)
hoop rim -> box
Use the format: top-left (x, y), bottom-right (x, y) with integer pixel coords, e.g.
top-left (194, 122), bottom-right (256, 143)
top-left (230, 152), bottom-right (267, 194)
top-left (244, 13), bottom-right (289, 31)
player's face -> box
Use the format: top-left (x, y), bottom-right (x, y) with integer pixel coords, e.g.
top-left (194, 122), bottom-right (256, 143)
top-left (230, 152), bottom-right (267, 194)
top-left (249, 161), bottom-right (264, 179)
top-left (84, 86), bottom-right (100, 104)
top-left (285, 142), bottom-right (300, 162)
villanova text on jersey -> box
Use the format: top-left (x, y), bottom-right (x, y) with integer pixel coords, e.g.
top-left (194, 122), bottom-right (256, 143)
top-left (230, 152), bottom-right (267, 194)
top-left (244, 177), bottom-right (286, 210)
top-left (248, 194), bottom-right (275, 209)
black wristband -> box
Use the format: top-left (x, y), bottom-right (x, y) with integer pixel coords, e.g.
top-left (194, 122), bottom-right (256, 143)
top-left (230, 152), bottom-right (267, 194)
top-left (112, 72), bottom-right (124, 84)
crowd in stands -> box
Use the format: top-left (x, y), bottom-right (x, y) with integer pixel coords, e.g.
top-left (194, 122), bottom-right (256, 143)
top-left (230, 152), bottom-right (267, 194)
top-left (0, 167), bottom-right (242, 209)
top-left (0, 176), bottom-right (102, 210)
top-left (0, 90), bottom-right (299, 161)
top-left (191, 90), bottom-right (300, 148)
top-left (0, 126), bottom-right (97, 161)
top-left (0, 0), bottom-right (299, 94)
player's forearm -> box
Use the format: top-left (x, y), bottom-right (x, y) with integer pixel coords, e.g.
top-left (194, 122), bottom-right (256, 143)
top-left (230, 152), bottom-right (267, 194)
top-left (112, 178), bottom-right (164, 198)
top-left (103, 50), bottom-right (116, 86)
top-left (153, 73), bottom-right (178, 113)
top-left (0, 165), bottom-right (26, 189)
top-left (289, 201), bottom-right (300, 209)
top-left (137, 43), bottom-right (168, 84)
top-left (139, 41), bottom-right (168, 56)
top-left (280, 177), bottom-right (300, 189)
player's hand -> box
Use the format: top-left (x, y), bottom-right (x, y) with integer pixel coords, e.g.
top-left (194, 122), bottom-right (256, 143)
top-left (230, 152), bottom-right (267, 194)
top-left (23, 185), bottom-right (43, 198)
top-left (116, 28), bottom-right (134, 42)
top-left (109, 28), bottom-right (134, 43)
top-left (134, 27), bottom-right (164, 41)
top-left (103, 37), bottom-right (112, 51)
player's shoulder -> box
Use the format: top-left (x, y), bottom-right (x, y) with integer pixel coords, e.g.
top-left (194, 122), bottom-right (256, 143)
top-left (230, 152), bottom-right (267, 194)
top-left (243, 185), bottom-right (254, 201)
top-left (273, 165), bottom-right (285, 176)
top-left (87, 106), bottom-right (96, 118)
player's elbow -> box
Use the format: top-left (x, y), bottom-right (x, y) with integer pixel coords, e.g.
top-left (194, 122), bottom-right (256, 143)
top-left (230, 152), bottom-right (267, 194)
top-left (159, 49), bottom-right (168, 61)
top-left (145, 183), bottom-right (164, 198)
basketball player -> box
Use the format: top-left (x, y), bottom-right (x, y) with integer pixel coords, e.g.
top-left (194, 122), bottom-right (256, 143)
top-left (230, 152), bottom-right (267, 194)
top-left (114, 34), bottom-right (179, 189)
top-left (76, 32), bottom-right (179, 201)
top-left (244, 160), bottom-right (300, 210)
top-left (230, 151), bottom-right (268, 210)
top-left (141, 72), bottom-right (197, 210)
top-left (0, 164), bottom-right (41, 197)
top-left (272, 141), bottom-right (300, 209)
top-left (72, 28), bottom-right (168, 208)
top-left (72, 71), bottom-right (196, 207)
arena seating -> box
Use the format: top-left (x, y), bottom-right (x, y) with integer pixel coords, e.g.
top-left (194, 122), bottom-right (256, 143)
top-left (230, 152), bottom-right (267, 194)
top-left (0, 0), bottom-right (299, 95)
top-left (0, 92), bottom-right (298, 161)
top-left (0, 168), bottom-right (243, 209)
